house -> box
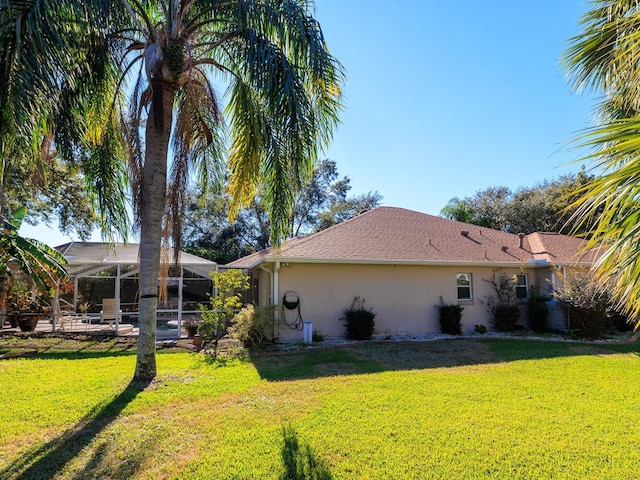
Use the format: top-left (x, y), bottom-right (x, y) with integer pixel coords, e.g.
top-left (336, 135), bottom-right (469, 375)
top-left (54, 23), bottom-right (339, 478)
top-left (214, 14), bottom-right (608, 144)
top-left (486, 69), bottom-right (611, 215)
top-left (226, 207), bottom-right (597, 341)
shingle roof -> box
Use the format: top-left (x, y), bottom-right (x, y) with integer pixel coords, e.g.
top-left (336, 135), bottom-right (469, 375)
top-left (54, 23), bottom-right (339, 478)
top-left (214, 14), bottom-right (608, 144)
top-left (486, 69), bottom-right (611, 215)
top-left (527, 232), bottom-right (598, 264)
top-left (226, 207), bottom-right (596, 268)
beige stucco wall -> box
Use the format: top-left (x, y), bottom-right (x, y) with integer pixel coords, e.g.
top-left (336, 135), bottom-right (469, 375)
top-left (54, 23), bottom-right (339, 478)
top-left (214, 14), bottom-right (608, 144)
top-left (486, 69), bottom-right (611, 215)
top-left (257, 262), bottom-right (555, 342)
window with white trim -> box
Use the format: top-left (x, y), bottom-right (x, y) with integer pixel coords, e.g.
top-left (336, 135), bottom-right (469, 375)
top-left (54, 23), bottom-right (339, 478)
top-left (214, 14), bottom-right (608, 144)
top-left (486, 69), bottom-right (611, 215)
top-left (456, 273), bottom-right (473, 301)
top-left (515, 273), bottom-right (528, 299)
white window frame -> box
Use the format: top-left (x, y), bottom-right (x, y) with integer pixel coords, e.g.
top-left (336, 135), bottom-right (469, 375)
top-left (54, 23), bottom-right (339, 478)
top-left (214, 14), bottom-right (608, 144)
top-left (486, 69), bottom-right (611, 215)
top-left (515, 273), bottom-right (528, 299)
top-left (456, 273), bottom-right (473, 301)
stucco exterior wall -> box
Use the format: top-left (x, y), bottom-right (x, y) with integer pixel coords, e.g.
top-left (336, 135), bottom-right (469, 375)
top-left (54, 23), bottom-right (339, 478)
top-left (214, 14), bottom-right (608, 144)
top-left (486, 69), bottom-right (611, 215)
top-left (265, 263), bottom-right (553, 342)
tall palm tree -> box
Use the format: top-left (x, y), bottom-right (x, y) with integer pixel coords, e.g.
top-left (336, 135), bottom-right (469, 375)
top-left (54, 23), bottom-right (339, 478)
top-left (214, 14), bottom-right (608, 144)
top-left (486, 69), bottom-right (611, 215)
top-left (1, 0), bottom-right (343, 379)
top-left (563, 1), bottom-right (640, 323)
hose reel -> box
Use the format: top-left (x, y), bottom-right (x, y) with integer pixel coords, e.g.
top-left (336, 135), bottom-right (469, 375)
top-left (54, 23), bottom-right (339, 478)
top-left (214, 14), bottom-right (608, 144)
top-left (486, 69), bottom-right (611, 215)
top-left (281, 290), bottom-right (303, 330)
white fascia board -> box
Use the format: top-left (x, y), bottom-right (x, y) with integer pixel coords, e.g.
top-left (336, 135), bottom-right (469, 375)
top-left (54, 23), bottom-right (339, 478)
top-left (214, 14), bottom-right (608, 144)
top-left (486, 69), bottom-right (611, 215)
top-left (262, 257), bottom-right (556, 269)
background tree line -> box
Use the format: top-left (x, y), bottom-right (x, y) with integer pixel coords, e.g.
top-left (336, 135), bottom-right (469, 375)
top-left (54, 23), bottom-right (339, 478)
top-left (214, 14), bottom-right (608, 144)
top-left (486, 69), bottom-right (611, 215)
top-left (182, 159), bottom-right (382, 264)
top-left (439, 171), bottom-right (593, 235)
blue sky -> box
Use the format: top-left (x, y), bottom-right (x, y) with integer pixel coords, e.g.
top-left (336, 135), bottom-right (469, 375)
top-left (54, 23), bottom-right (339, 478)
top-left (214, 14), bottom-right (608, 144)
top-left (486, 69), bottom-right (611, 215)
top-left (22, 0), bottom-right (596, 247)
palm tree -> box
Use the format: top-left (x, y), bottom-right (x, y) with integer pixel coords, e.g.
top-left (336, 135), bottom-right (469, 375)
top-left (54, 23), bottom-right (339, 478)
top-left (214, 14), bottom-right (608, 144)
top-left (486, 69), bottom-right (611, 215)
top-left (439, 197), bottom-right (473, 223)
top-left (0, 206), bottom-right (68, 292)
top-left (563, 1), bottom-right (640, 323)
top-left (1, 0), bottom-right (343, 379)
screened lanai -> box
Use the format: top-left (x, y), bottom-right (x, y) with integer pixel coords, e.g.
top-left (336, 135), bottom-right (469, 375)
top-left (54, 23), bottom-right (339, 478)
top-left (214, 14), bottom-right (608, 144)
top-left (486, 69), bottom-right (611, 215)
top-left (56, 242), bottom-right (217, 335)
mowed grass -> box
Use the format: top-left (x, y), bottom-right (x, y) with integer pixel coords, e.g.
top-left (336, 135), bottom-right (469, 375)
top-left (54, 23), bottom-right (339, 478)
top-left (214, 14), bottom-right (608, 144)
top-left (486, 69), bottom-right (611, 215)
top-left (1, 336), bottom-right (640, 479)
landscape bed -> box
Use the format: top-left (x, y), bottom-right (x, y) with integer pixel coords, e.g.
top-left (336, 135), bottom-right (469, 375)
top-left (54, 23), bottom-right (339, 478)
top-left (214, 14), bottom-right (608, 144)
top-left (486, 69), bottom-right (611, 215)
top-left (1, 334), bottom-right (639, 479)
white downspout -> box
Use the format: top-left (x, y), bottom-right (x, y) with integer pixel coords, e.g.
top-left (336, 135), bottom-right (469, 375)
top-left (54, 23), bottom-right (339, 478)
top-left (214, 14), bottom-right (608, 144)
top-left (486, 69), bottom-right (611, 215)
top-left (259, 265), bottom-right (274, 306)
top-left (73, 277), bottom-right (79, 311)
top-left (274, 260), bottom-right (280, 308)
top-left (115, 264), bottom-right (121, 335)
top-left (177, 266), bottom-right (184, 337)
top-left (274, 261), bottom-right (281, 341)
top-left (52, 280), bottom-right (60, 332)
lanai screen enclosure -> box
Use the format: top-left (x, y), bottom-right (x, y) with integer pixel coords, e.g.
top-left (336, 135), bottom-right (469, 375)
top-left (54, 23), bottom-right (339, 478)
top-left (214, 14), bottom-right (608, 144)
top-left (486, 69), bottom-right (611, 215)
top-left (56, 242), bottom-right (216, 334)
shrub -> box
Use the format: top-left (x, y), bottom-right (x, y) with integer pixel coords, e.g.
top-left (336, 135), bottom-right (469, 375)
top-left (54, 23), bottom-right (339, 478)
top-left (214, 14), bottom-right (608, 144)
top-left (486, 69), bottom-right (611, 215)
top-left (341, 296), bottom-right (375, 340)
top-left (226, 304), bottom-right (275, 347)
top-left (312, 329), bottom-right (324, 343)
top-left (474, 324), bottom-right (487, 334)
top-left (436, 299), bottom-right (463, 335)
top-left (199, 269), bottom-right (249, 353)
top-left (553, 269), bottom-right (615, 339)
top-left (528, 284), bottom-right (549, 332)
top-left (485, 270), bottom-right (521, 332)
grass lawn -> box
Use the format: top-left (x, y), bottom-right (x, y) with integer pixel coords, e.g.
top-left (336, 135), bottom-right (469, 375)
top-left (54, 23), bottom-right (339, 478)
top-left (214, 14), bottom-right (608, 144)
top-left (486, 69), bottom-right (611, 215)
top-left (1, 334), bottom-right (640, 479)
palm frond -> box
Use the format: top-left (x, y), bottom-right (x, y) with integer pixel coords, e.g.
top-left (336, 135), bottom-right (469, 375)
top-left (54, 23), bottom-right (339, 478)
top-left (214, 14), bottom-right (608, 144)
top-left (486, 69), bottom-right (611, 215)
top-left (567, 117), bottom-right (640, 318)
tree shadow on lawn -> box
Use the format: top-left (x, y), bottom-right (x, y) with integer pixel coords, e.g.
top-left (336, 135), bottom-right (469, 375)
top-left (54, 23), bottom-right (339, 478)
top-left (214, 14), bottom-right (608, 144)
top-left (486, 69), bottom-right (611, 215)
top-left (0, 334), bottom-right (140, 361)
top-left (280, 424), bottom-right (332, 480)
top-left (1, 378), bottom-right (151, 480)
top-left (250, 338), bottom-right (640, 382)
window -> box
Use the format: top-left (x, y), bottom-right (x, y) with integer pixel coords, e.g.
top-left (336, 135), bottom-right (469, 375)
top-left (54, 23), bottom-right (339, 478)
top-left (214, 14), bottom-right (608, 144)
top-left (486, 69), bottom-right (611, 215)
top-left (456, 273), bottom-right (473, 301)
top-left (515, 274), bottom-right (528, 299)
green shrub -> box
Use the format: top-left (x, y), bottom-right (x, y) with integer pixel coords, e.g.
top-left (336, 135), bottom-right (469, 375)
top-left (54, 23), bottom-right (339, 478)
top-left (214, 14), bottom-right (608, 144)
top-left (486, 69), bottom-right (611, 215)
top-left (226, 305), bottom-right (275, 347)
top-left (341, 297), bottom-right (376, 340)
top-left (199, 269), bottom-right (249, 354)
top-left (436, 300), bottom-right (463, 335)
top-left (493, 305), bottom-right (521, 332)
top-left (554, 269), bottom-right (613, 339)
top-left (528, 284), bottom-right (549, 332)
top-left (474, 324), bottom-right (487, 334)
top-left (563, 303), bottom-right (611, 340)
top-left (312, 329), bottom-right (324, 343)
top-left (485, 270), bottom-right (521, 332)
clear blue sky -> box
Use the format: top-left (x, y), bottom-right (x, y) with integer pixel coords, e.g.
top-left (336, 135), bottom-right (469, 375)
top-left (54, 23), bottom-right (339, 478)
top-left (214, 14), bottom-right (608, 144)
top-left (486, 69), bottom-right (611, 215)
top-left (22, 0), bottom-right (596, 247)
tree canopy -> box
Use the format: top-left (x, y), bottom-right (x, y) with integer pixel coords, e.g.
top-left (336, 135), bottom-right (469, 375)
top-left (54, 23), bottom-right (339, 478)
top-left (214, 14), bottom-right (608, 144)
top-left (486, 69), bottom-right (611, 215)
top-left (439, 172), bottom-right (593, 235)
top-left (183, 159), bottom-right (381, 263)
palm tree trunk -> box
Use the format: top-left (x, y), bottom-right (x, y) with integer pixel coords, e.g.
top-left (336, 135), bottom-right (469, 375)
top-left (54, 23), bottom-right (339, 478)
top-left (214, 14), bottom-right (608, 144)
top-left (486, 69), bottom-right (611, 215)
top-left (135, 85), bottom-right (175, 380)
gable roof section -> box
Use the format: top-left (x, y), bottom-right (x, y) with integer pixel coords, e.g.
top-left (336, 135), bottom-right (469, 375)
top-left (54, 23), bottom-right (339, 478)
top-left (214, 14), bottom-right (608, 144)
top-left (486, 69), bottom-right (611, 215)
top-left (227, 207), bottom-right (597, 269)
top-left (526, 232), bottom-right (598, 264)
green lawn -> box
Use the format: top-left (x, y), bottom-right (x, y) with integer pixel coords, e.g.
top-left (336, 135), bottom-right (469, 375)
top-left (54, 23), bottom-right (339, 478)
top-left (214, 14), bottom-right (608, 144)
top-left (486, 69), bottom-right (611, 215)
top-left (1, 335), bottom-right (640, 479)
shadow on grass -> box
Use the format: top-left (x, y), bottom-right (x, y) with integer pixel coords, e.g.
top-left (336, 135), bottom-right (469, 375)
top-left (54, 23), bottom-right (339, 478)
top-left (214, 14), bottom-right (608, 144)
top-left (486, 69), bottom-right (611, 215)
top-left (0, 334), bottom-right (140, 361)
top-left (1, 378), bottom-right (151, 480)
top-left (281, 424), bottom-right (332, 480)
top-left (251, 338), bottom-right (640, 382)
top-left (32, 349), bottom-right (139, 361)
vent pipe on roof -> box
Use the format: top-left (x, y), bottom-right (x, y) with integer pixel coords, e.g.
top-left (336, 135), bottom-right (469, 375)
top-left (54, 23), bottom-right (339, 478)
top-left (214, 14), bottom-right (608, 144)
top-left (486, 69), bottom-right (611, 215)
top-left (518, 233), bottom-right (525, 249)
top-left (501, 246), bottom-right (508, 252)
top-left (461, 230), bottom-right (469, 237)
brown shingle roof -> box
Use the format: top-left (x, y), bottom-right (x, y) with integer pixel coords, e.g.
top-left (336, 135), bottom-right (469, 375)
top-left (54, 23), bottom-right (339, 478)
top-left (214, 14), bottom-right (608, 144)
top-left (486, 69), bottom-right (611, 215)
top-left (225, 207), bottom-right (597, 268)
top-left (527, 232), bottom-right (598, 264)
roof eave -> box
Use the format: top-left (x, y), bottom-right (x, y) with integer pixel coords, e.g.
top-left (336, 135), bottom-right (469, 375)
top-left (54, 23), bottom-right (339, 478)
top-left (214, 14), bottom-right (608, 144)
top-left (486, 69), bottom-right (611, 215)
top-left (257, 256), bottom-right (562, 268)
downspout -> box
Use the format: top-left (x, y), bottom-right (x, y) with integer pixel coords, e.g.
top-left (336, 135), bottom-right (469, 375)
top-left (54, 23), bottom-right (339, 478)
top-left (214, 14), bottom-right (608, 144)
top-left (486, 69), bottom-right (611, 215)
top-left (274, 260), bottom-right (280, 308)
top-left (115, 264), bottom-right (121, 335)
top-left (259, 265), bottom-right (274, 306)
top-left (177, 266), bottom-right (184, 337)
top-left (52, 279), bottom-right (60, 332)
top-left (274, 260), bottom-right (281, 341)
top-left (73, 277), bottom-right (79, 311)
top-left (261, 261), bottom-right (280, 341)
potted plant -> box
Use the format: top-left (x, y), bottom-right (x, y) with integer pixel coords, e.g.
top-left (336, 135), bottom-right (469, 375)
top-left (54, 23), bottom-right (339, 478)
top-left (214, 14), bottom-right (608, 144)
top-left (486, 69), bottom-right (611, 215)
top-left (7, 281), bottom-right (48, 332)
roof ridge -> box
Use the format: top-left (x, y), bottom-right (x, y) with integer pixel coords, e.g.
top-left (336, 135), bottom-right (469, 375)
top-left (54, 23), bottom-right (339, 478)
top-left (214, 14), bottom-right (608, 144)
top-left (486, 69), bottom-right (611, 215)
top-left (277, 206), bottom-right (382, 254)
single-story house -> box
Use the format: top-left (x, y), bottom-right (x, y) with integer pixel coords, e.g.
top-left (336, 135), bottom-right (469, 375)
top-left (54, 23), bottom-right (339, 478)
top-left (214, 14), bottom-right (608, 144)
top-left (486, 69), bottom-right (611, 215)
top-left (225, 206), bottom-right (598, 340)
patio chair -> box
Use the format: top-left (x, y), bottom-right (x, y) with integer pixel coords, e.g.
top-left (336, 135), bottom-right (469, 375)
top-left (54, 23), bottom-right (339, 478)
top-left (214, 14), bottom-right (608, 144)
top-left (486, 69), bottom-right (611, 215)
top-left (53, 299), bottom-right (77, 331)
top-left (100, 298), bottom-right (121, 329)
